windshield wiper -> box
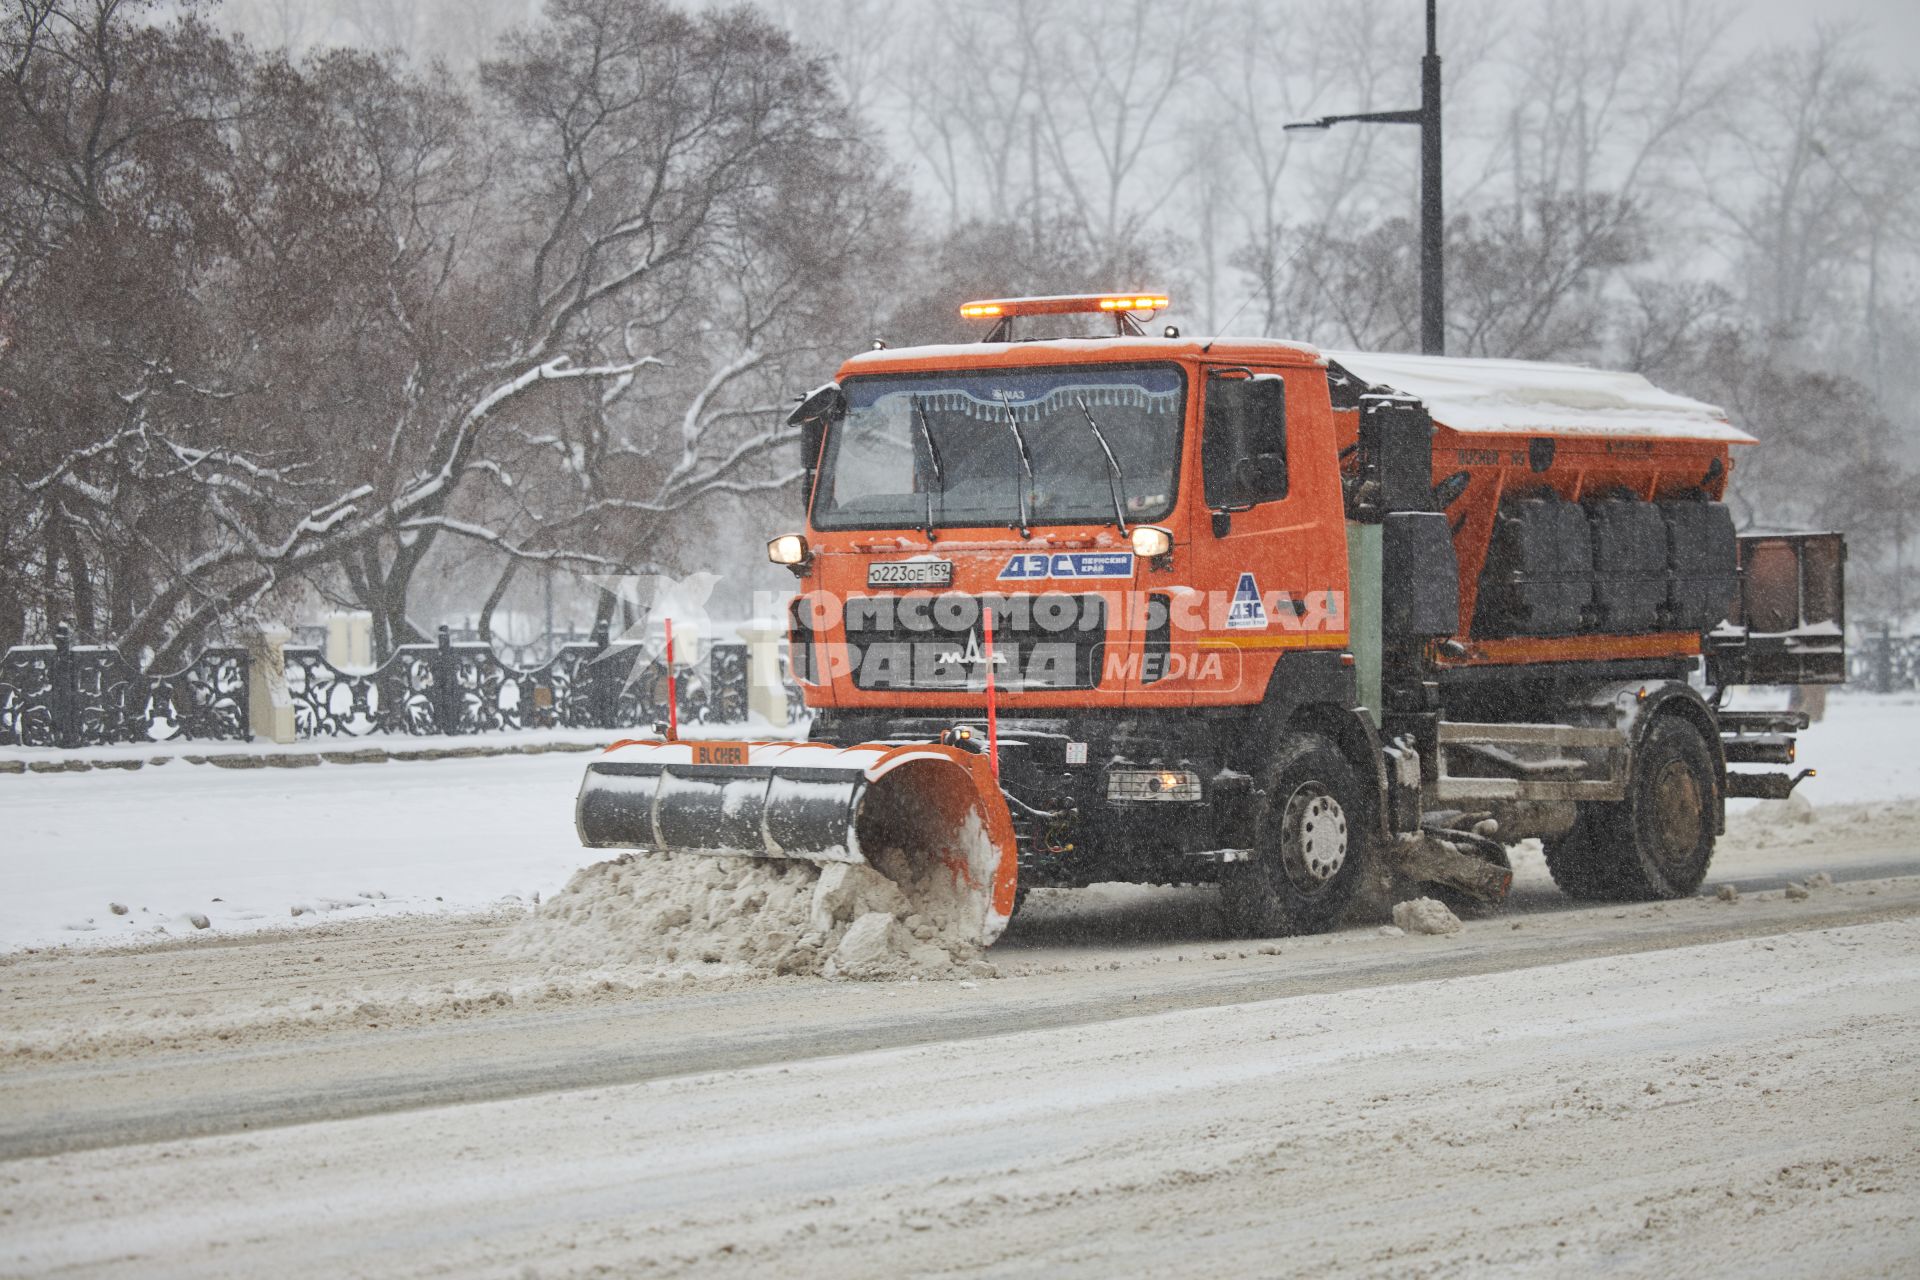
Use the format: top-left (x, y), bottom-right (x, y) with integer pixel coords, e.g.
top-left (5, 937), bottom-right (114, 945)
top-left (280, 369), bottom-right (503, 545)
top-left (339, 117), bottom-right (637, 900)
top-left (994, 392), bottom-right (1035, 539)
top-left (1075, 395), bottom-right (1130, 536)
top-left (909, 395), bottom-right (945, 541)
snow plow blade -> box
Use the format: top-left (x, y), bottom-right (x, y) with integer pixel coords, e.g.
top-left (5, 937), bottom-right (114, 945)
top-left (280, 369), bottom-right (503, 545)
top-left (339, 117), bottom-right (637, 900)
top-left (575, 740), bottom-right (1020, 946)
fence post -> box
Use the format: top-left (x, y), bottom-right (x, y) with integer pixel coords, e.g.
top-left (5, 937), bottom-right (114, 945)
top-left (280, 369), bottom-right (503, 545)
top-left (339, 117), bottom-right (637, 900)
top-left (50, 622), bottom-right (78, 749)
top-left (433, 624), bottom-right (463, 735)
top-left (245, 625), bottom-right (293, 743)
top-left (1873, 625), bottom-right (1894, 695)
top-left (588, 617), bottom-right (618, 728)
top-left (734, 625), bottom-right (787, 728)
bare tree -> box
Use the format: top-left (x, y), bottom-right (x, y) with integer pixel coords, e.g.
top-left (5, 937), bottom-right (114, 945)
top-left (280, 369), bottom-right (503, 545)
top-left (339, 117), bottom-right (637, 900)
top-left (887, 0), bottom-right (1043, 228)
top-left (1018, 0), bottom-right (1215, 255)
top-left (1693, 25), bottom-right (1909, 363)
top-left (0, 0), bottom-right (903, 661)
top-left (0, 0), bottom-right (254, 651)
top-left (1206, 0), bottom-right (1419, 336)
top-left (1500, 0), bottom-right (1733, 206)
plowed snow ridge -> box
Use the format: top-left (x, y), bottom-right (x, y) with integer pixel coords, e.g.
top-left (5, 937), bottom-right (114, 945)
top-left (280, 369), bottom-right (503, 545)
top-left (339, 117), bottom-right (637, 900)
top-left (501, 851), bottom-right (993, 980)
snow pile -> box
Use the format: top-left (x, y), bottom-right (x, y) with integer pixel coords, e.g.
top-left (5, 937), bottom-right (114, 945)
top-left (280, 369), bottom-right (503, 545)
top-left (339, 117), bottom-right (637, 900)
top-left (500, 851), bottom-right (995, 981)
top-left (1725, 795), bottom-right (1920, 852)
top-left (1391, 897), bottom-right (1464, 935)
top-left (1748, 792), bottom-right (1816, 827)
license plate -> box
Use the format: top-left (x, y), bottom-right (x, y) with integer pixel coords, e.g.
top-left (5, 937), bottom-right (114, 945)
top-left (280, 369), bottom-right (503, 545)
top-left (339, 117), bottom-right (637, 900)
top-left (688, 742), bottom-right (748, 765)
top-left (867, 559), bottom-right (952, 588)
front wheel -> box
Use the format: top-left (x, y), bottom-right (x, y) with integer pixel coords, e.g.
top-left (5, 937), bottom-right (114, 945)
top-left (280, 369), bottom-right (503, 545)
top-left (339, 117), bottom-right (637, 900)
top-left (1220, 733), bottom-right (1372, 938)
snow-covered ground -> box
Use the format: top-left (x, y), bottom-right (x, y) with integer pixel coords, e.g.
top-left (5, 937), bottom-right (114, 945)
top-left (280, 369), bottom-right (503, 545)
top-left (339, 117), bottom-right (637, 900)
top-left (2, 693), bottom-right (1915, 1278)
top-left (0, 752), bottom-right (592, 949)
top-left (7, 916), bottom-right (1917, 1277)
top-left (0, 691), bottom-right (1912, 953)
top-left (1780, 690), bottom-right (1920, 805)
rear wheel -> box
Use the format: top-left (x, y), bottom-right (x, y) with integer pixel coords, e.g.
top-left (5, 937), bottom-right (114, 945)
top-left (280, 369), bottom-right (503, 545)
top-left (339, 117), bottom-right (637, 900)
top-left (1545, 714), bottom-right (1717, 902)
top-left (1221, 733), bottom-right (1372, 938)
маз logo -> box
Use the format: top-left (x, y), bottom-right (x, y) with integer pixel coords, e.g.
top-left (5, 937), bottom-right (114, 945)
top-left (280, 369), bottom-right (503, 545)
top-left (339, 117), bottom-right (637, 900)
top-left (936, 629), bottom-right (1011, 669)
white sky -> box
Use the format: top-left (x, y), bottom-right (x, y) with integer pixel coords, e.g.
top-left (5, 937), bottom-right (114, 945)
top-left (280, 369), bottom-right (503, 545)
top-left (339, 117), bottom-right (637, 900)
top-left (1717, 0), bottom-right (1920, 71)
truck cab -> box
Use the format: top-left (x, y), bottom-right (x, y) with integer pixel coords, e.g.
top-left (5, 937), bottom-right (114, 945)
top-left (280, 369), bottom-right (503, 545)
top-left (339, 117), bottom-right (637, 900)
top-left (773, 295), bottom-right (1386, 925)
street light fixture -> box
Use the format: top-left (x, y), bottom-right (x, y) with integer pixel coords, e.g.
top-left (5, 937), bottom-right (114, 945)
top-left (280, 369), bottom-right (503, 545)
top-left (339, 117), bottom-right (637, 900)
top-left (1285, 0), bottom-right (1444, 356)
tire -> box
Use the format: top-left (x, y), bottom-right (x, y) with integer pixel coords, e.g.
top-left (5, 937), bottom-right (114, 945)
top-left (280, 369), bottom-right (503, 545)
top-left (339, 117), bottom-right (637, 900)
top-left (1220, 733), bottom-right (1372, 938)
top-left (1541, 805), bottom-right (1621, 901)
top-left (1545, 714), bottom-right (1717, 902)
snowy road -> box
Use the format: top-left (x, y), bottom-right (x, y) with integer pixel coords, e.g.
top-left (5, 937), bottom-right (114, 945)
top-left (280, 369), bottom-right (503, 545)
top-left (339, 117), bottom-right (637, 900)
top-left (4, 869), bottom-right (1920, 1161)
top-left (2, 805), bottom-right (1919, 1275)
top-left (3, 908), bottom-right (1916, 1277)
top-left (3, 695), bottom-right (1918, 1275)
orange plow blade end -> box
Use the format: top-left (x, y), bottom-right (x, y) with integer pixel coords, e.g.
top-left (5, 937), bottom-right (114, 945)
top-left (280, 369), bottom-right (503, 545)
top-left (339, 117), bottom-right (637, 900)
top-left (575, 740), bottom-right (1020, 946)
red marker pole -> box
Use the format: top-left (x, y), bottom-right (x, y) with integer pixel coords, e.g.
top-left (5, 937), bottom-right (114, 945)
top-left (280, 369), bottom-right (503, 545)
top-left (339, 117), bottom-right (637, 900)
top-left (983, 608), bottom-right (1000, 779)
top-left (664, 617), bottom-right (679, 742)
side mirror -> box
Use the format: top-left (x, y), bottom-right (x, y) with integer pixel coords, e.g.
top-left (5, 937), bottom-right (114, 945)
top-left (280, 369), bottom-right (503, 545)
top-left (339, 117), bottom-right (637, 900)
top-left (788, 382), bottom-right (845, 505)
top-left (1203, 373), bottom-right (1288, 509)
top-left (1233, 453), bottom-right (1287, 499)
top-left (787, 382), bottom-right (846, 431)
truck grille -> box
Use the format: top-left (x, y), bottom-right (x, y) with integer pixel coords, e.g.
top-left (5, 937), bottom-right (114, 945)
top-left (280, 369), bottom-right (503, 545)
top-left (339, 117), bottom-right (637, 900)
top-left (843, 592), bottom-right (1108, 691)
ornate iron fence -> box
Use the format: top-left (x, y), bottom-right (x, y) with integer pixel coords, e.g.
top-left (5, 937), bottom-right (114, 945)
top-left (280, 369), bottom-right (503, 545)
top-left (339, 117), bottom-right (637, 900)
top-left (0, 624), bottom-right (250, 748)
top-left (283, 626), bottom-right (723, 738)
top-left (1, 623), bottom-right (768, 748)
top-left (1850, 632), bottom-right (1920, 692)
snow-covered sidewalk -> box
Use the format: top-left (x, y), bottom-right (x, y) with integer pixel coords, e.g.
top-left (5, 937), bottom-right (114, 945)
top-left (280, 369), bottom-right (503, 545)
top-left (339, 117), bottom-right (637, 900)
top-left (1779, 690), bottom-right (1920, 805)
top-left (1, 752), bottom-right (597, 948)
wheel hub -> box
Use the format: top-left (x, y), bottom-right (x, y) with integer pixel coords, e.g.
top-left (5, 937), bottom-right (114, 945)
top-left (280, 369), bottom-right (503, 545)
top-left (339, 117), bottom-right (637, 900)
top-left (1651, 759), bottom-right (1703, 867)
top-left (1279, 784), bottom-right (1347, 891)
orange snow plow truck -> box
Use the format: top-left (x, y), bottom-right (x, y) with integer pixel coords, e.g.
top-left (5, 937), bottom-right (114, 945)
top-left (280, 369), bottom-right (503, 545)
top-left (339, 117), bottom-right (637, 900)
top-left (577, 293), bottom-right (1846, 948)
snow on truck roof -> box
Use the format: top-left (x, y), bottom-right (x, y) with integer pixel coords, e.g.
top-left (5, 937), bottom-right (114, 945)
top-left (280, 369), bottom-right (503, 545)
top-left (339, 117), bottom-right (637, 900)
top-left (841, 338), bottom-right (1753, 445)
top-left (1325, 350), bottom-right (1756, 444)
top-left (839, 335), bottom-right (1323, 372)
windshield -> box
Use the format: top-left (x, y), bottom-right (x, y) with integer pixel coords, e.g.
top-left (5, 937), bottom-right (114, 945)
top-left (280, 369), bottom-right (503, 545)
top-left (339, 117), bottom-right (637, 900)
top-left (812, 364), bottom-right (1185, 530)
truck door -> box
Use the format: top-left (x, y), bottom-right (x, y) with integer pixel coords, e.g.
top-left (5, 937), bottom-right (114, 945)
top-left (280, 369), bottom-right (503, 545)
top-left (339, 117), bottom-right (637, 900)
top-left (1186, 368), bottom-right (1349, 705)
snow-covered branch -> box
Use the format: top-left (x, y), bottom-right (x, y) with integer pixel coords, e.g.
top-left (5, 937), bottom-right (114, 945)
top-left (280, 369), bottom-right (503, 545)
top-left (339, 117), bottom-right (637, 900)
top-left (20, 424), bottom-right (146, 493)
top-left (397, 516), bottom-right (630, 571)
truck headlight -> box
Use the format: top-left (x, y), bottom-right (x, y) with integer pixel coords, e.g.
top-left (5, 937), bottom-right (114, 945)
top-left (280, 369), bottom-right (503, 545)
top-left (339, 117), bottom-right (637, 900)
top-left (767, 533), bottom-right (810, 567)
top-left (1107, 768), bottom-right (1202, 803)
top-left (1130, 525), bottom-right (1173, 559)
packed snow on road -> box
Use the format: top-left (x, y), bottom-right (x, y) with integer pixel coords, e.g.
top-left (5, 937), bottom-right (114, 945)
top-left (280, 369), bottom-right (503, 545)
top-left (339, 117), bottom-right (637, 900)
top-left (1, 693), bottom-right (1918, 1277)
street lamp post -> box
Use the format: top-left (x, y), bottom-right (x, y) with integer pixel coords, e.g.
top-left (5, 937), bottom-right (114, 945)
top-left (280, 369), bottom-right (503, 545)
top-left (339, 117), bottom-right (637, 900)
top-left (1286, 0), bottom-right (1444, 356)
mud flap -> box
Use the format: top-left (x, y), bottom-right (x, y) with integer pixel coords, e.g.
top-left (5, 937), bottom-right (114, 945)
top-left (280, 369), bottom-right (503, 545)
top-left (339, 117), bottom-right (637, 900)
top-left (576, 740), bottom-right (1021, 945)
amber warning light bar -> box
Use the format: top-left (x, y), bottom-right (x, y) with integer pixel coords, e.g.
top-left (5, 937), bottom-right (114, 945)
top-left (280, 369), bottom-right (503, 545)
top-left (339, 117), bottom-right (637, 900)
top-left (960, 292), bottom-right (1169, 319)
